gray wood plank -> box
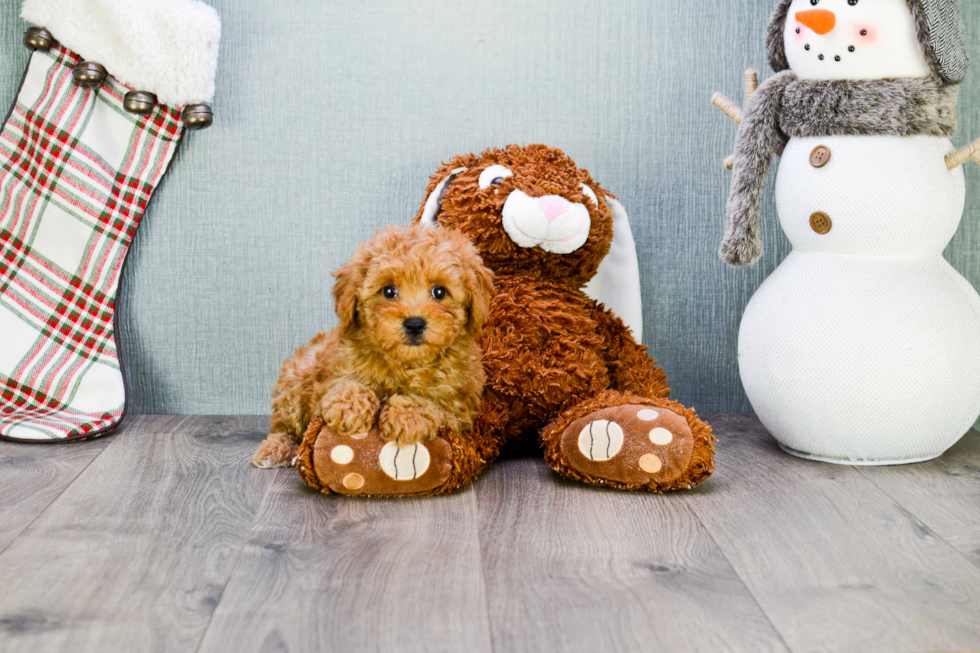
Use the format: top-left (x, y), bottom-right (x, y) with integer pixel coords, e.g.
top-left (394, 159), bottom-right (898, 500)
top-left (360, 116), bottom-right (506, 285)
top-left (476, 458), bottom-right (789, 653)
top-left (857, 430), bottom-right (980, 571)
top-left (197, 472), bottom-right (493, 653)
top-left (0, 436), bottom-right (111, 554)
top-left (0, 415), bottom-right (272, 653)
top-left (687, 414), bottom-right (980, 653)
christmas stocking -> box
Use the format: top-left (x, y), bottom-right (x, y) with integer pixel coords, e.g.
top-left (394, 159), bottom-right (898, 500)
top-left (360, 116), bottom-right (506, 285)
top-left (0, 0), bottom-right (220, 442)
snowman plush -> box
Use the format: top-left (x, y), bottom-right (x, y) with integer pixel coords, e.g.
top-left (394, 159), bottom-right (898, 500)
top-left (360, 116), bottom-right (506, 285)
top-left (717, 0), bottom-right (980, 464)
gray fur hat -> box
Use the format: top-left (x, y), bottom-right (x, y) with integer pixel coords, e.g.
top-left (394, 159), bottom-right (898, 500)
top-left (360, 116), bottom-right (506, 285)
top-left (767, 0), bottom-right (969, 84)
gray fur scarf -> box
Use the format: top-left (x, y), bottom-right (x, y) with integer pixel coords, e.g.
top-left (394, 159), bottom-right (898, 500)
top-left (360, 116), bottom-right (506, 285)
top-left (720, 73), bottom-right (959, 266)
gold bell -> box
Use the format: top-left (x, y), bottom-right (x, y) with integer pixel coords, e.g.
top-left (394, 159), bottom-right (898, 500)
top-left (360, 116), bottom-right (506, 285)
top-left (124, 91), bottom-right (157, 115)
top-left (23, 26), bottom-right (54, 51)
top-left (72, 62), bottom-right (107, 88)
top-left (181, 104), bottom-right (213, 130)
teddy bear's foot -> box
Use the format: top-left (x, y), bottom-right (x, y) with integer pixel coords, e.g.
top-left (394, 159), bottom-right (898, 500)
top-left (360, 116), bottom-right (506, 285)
top-left (560, 404), bottom-right (695, 486)
top-left (545, 392), bottom-right (715, 492)
top-left (296, 417), bottom-right (460, 497)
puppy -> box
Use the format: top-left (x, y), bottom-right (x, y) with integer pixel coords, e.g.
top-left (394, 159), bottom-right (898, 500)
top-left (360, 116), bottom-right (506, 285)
top-left (252, 224), bottom-right (494, 468)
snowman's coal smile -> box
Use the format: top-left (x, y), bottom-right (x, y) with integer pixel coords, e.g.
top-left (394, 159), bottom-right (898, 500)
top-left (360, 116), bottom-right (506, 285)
top-left (805, 44), bottom-right (853, 63)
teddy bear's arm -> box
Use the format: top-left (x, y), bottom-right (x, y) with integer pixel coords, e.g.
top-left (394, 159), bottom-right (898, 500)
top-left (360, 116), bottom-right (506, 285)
top-left (591, 303), bottom-right (670, 399)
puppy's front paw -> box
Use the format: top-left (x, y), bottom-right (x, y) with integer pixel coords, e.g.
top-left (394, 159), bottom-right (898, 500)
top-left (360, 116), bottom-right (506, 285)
top-left (252, 432), bottom-right (299, 468)
top-left (380, 396), bottom-right (440, 446)
top-left (321, 381), bottom-right (381, 437)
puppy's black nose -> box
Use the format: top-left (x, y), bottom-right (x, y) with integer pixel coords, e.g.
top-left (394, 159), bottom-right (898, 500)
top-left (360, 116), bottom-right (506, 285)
top-left (403, 317), bottom-right (427, 337)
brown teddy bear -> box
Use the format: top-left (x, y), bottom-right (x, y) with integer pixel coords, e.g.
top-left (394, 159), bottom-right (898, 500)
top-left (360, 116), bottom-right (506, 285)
top-left (299, 144), bottom-right (714, 496)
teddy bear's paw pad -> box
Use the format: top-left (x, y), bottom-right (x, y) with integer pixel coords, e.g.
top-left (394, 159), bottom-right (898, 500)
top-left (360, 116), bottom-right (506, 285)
top-left (577, 420), bottom-right (624, 461)
top-left (560, 405), bottom-right (694, 486)
top-left (310, 426), bottom-right (453, 496)
top-left (379, 441), bottom-right (431, 480)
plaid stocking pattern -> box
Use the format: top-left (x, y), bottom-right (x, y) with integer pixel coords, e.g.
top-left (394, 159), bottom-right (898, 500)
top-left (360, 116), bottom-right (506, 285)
top-left (0, 44), bottom-right (183, 441)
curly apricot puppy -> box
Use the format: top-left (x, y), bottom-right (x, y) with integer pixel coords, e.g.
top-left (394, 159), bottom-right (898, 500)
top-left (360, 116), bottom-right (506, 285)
top-left (251, 224), bottom-right (494, 469)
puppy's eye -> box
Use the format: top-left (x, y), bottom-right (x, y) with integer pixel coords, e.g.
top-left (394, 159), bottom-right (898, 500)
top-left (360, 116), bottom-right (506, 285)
top-left (478, 165), bottom-right (513, 189)
top-left (431, 286), bottom-right (447, 301)
top-left (382, 285), bottom-right (398, 299)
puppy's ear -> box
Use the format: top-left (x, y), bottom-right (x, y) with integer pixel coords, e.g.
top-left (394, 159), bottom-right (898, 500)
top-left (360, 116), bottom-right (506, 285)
top-left (332, 257), bottom-right (366, 334)
top-left (462, 254), bottom-right (495, 337)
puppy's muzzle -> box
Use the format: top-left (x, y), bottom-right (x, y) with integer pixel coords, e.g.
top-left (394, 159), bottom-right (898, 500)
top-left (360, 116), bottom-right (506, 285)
top-left (403, 317), bottom-right (427, 344)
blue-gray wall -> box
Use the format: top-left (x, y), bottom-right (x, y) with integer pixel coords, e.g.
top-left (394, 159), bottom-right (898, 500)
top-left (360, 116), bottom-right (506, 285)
top-left (1, 1), bottom-right (979, 415)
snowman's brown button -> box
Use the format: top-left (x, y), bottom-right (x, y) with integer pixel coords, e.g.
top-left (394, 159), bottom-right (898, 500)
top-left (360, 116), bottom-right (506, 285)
top-left (810, 145), bottom-right (831, 168)
top-left (810, 211), bottom-right (832, 234)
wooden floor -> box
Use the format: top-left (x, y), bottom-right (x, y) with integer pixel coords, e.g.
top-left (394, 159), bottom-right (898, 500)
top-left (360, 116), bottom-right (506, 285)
top-left (1, 416), bottom-right (980, 653)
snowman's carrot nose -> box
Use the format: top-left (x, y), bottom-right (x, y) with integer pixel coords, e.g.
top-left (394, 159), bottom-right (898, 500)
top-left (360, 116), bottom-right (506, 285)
top-left (796, 9), bottom-right (836, 35)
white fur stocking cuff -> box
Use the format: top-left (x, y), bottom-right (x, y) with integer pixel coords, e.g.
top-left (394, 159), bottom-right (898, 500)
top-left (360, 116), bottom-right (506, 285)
top-left (21, 0), bottom-right (221, 107)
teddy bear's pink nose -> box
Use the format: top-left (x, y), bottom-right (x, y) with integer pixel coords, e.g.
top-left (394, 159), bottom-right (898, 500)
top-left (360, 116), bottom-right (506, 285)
top-left (537, 195), bottom-right (571, 221)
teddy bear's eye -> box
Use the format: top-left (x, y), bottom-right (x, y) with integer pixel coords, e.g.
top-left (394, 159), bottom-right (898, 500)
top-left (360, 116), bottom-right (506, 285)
top-left (431, 286), bottom-right (447, 300)
top-left (479, 165), bottom-right (513, 189)
top-left (382, 285), bottom-right (398, 299)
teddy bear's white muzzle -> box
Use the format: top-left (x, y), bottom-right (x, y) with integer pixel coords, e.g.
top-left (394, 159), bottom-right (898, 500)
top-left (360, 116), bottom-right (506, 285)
top-left (501, 190), bottom-right (591, 254)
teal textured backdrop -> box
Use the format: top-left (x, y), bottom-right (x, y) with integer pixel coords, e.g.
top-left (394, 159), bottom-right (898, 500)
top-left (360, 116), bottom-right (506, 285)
top-left (1, 1), bottom-right (978, 416)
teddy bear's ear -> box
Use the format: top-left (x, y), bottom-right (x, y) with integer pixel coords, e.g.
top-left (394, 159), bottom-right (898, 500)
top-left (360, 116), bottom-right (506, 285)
top-left (582, 197), bottom-right (644, 343)
top-left (419, 167), bottom-right (468, 226)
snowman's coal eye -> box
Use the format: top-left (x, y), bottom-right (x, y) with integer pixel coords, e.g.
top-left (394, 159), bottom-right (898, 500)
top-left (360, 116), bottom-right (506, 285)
top-left (810, 0), bottom-right (819, 5)
top-left (848, 0), bottom-right (858, 5)
top-left (479, 165), bottom-right (513, 190)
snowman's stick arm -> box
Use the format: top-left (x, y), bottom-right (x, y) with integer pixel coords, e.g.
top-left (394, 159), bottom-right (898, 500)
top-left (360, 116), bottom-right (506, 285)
top-left (715, 70), bottom-right (783, 170)
top-left (712, 92), bottom-right (744, 170)
top-left (712, 93), bottom-right (743, 124)
top-left (946, 137), bottom-right (980, 170)
top-left (744, 69), bottom-right (758, 101)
